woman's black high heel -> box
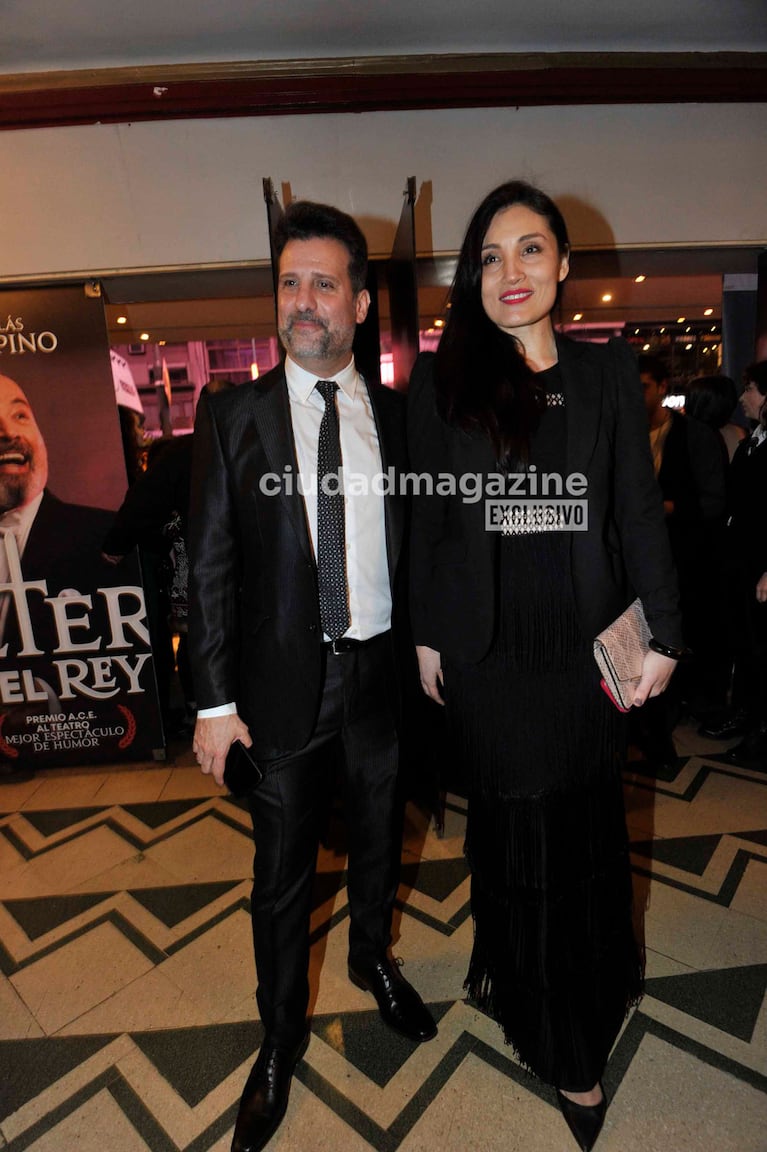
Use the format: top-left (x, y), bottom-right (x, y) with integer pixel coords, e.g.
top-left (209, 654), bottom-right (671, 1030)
top-left (556, 1087), bottom-right (607, 1151)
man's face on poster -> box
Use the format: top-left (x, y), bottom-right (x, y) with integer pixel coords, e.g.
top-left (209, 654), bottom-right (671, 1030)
top-left (0, 374), bottom-right (49, 514)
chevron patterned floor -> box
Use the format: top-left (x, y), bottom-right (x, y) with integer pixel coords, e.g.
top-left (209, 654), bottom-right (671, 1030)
top-left (0, 720), bottom-right (765, 1152)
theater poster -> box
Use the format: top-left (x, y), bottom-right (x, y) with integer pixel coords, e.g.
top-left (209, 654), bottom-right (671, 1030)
top-left (0, 285), bottom-right (165, 767)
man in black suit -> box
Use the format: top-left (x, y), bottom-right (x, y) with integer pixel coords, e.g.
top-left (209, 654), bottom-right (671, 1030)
top-left (636, 355), bottom-right (726, 750)
top-left (189, 201), bottom-right (436, 1152)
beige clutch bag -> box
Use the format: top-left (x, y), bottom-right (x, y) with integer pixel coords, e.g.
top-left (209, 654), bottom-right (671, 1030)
top-left (593, 598), bottom-right (651, 711)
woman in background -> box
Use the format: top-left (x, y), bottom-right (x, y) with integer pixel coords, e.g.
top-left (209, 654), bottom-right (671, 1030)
top-left (684, 373), bottom-right (746, 462)
top-left (408, 181), bottom-right (682, 1150)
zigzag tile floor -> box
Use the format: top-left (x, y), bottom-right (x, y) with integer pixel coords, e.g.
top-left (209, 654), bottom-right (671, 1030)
top-left (0, 720), bottom-right (765, 1152)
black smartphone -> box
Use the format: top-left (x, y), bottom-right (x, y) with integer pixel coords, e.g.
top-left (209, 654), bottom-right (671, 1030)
top-left (223, 740), bottom-right (263, 797)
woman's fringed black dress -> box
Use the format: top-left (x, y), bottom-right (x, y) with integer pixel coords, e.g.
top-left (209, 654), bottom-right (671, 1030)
top-left (445, 367), bottom-right (643, 1092)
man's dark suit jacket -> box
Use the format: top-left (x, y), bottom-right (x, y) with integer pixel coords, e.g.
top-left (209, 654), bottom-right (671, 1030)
top-left (102, 434), bottom-right (194, 558)
top-left (21, 490), bottom-right (116, 593)
top-left (3, 490), bottom-right (117, 658)
top-left (188, 364), bottom-right (408, 760)
top-left (408, 335), bottom-right (682, 664)
top-left (728, 433), bottom-right (767, 582)
top-left (656, 410), bottom-right (727, 564)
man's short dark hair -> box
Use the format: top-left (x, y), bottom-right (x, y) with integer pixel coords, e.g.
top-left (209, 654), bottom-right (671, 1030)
top-left (745, 360), bottom-right (767, 397)
top-left (637, 354), bottom-right (668, 386)
top-left (274, 200), bottom-right (368, 295)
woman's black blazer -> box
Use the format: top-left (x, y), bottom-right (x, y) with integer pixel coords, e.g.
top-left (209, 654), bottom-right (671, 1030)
top-left (407, 335), bottom-right (682, 663)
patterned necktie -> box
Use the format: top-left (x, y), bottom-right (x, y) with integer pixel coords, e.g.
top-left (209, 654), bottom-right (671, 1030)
top-left (315, 380), bottom-right (350, 639)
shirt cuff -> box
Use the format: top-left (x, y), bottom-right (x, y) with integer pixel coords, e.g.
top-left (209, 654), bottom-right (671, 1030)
top-left (197, 703), bottom-right (237, 718)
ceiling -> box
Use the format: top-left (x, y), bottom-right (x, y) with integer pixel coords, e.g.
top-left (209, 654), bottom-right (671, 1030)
top-left (3, 0), bottom-right (766, 73)
top-left (1, 1), bottom-right (765, 132)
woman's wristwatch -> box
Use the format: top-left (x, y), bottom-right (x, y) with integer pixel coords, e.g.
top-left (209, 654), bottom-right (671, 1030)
top-left (648, 637), bottom-right (687, 661)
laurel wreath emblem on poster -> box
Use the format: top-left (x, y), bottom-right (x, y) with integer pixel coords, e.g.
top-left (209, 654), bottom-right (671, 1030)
top-left (117, 705), bottom-right (137, 748)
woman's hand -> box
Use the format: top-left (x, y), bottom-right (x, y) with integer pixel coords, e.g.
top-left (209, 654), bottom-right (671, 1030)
top-left (416, 645), bottom-right (444, 705)
top-left (632, 649), bottom-right (677, 707)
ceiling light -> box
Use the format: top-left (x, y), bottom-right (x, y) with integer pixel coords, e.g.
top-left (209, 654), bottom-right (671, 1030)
top-left (710, 326), bottom-right (717, 332)
top-left (643, 343), bottom-right (651, 351)
top-left (434, 319), bottom-right (445, 328)
top-left (659, 327), bottom-right (666, 334)
top-left (634, 275), bottom-right (646, 283)
top-left (573, 313), bottom-right (583, 321)
top-left (158, 340), bottom-right (166, 346)
top-left (116, 315), bottom-right (127, 325)
top-left (677, 317), bottom-right (685, 324)
top-left (703, 307), bottom-right (713, 317)
top-left (685, 343), bottom-right (693, 351)
top-left (139, 332), bottom-right (150, 342)
top-left (601, 293), bottom-right (612, 303)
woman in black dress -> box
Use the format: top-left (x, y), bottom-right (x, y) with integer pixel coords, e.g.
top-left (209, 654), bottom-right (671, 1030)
top-left (408, 181), bottom-right (682, 1151)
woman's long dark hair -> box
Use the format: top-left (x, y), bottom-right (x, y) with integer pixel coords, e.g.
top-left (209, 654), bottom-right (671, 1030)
top-left (684, 375), bottom-right (738, 430)
top-left (434, 180), bottom-right (570, 468)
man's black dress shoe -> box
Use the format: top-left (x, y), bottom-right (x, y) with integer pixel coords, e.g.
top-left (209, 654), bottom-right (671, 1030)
top-left (698, 709), bottom-right (750, 740)
top-left (348, 958), bottom-right (437, 1042)
top-left (556, 1088), bottom-right (607, 1152)
top-left (718, 723), bottom-right (767, 767)
top-left (231, 1031), bottom-right (309, 1152)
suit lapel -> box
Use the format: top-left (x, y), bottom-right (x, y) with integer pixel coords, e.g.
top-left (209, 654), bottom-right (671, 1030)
top-left (557, 335), bottom-right (604, 478)
top-left (250, 367), bottom-right (313, 563)
top-left (19, 491), bottom-right (60, 576)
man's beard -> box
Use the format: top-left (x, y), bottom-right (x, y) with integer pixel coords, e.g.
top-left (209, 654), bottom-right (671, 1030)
top-left (279, 313), bottom-right (354, 364)
top-left (0, 474), bottom-right (30, 514)
top-left (0, 438), bottom-right (38, 514)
